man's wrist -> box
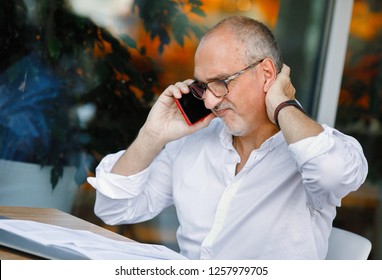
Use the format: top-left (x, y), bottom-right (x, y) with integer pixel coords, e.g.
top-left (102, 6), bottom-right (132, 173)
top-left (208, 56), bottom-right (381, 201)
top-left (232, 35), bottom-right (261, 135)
top-left (139, 126), bottom-right (167, 149)
top-left (273, 100), bottom-right (306, 128)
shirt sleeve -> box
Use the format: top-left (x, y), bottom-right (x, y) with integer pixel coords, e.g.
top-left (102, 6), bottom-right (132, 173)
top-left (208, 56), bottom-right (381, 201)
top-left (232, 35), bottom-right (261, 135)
top-left (87, 150), bottom-right (151, 199)
top-left (87, 147), bottom-right (175, 225)
top-left (288, 124), bottom-right (368, 210)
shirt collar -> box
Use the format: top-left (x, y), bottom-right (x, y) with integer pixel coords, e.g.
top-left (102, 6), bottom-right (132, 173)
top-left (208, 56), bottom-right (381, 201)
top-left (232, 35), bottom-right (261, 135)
top-left (219, 125), bottom-right (235, 150)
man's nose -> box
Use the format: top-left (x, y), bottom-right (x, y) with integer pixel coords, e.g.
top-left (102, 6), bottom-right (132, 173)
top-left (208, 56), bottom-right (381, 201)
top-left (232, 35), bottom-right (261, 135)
top-left (203, 90), bottom-right (223, 110)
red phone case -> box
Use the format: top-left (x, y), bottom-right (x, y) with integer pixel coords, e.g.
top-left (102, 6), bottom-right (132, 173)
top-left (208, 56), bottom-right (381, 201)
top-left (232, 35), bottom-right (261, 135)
top-left (175, 97), bottom-right (211, 125)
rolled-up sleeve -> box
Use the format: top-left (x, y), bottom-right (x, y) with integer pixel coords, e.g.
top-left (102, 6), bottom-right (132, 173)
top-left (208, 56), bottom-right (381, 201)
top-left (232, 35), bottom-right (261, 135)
top-left (288, 124), bottom-right (368, 209)
top-left (87, 150), bottom-right (150, 199)
top-left (87, 147), bottom-right (175, 225)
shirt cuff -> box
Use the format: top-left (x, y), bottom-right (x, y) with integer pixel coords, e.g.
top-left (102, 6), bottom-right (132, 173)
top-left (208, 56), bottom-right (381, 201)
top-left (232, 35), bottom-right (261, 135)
top-left (87, 150), bottom-right (150, 199)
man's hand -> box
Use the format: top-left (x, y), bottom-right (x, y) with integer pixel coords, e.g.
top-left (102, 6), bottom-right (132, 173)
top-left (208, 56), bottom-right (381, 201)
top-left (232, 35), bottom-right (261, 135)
top-left (265, 64), bottom-right (323, 143)
top-left (111, 80), bottom-right (215, 176)
top-left (143, 79), bottom-right (215, 145)
top-left (265, 64), bottom-right (296, 125)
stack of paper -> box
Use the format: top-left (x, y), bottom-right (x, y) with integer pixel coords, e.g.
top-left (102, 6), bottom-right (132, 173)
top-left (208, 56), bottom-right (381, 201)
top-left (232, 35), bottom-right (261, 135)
top-left (0, 219), bottom-right (187, 260)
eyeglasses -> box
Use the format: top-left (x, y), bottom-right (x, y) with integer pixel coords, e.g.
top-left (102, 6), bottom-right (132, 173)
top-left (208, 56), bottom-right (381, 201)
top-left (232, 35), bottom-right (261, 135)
top-left (189, 59), bottom-right (264, 100)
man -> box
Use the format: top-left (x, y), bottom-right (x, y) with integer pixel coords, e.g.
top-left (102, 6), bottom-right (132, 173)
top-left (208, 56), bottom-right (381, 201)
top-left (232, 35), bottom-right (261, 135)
top-left (87, 16), bottom-right (368, 259)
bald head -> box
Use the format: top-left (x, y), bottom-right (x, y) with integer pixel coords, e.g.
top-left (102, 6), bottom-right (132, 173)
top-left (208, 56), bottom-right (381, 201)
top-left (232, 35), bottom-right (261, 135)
top-left (199, 16), bottom-right (283, 73)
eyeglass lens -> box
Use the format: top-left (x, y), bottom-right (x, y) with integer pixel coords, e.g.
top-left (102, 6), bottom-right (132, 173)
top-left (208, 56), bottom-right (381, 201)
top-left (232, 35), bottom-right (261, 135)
top-left (208, 81), bottom-right (227, 97)
top-left (189, 82), bottom-right (205, 99)
top-left (189, 81), bottom-right (227, 100)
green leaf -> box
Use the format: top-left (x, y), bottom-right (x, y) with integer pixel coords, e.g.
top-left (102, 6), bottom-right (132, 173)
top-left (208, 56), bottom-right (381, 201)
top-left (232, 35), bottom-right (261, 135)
top-left (48, 36), bottom-right (62, 60)
top-left (189, 0), bottom-right (203, 6)
top-left (50, 165), bottom-right (63, 190)
top-left (190, 7), bottom-right (206, 17)
top-left (172, 14), bottom-right (189, 46)
top-left (119, 34), bottom-right (137, 49)
top-left (190, 24), bottom-right (208, 39)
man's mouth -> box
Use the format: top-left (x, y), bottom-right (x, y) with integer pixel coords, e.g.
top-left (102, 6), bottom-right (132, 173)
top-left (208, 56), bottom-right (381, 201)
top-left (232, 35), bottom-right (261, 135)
top-left (213, 108), bottom-right (229, 118)
top-left (212, 104), bottom-right (232, 117)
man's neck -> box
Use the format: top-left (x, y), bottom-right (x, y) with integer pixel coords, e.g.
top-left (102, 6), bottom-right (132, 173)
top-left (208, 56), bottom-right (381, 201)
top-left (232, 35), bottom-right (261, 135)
top-left (233, 124), bottom-right (279, 174)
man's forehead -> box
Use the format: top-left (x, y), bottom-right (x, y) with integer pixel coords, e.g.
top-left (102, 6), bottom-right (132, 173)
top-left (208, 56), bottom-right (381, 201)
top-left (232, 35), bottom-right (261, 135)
top-left (194, 36), bottom-right (245, 81)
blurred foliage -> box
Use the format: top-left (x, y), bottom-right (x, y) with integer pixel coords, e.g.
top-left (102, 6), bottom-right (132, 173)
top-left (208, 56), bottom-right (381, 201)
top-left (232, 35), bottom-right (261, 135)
top-left (335, 2), bottom-right (382, 182)
top-left (0, 0), bottom-right (206, 188)
top-left (133, 0), bottom-right (206, 52)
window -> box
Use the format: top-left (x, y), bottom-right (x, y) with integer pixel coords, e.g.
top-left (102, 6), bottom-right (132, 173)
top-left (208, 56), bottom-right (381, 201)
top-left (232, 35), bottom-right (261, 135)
top-left (333, 0), bottom-right (382, 260)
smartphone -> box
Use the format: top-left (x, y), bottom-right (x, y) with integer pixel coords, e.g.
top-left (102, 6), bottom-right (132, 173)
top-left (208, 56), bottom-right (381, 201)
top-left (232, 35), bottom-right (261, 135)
top-left (175, 92), bottom-right (212, 125)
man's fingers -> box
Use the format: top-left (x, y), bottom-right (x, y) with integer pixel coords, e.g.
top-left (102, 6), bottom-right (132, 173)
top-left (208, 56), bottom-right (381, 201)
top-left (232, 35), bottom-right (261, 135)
top-left (280, 64), bottom-right (290, 76)
top-left (164, 81), bottom-right (192, 99)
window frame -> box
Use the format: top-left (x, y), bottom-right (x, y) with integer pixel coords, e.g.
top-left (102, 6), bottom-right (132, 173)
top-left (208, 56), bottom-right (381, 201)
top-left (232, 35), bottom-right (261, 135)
top-left (316, 0), bottom-right (354, 126)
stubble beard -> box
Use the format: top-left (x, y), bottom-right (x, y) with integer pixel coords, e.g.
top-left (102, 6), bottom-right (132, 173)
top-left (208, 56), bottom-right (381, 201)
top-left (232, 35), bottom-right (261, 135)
top-left (222, 116), bottom-right (249, 136)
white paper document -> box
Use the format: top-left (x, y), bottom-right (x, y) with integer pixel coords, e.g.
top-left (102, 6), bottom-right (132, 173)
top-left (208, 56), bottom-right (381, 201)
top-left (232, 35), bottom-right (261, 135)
top-left (0, 219), bottom-right (187, 260)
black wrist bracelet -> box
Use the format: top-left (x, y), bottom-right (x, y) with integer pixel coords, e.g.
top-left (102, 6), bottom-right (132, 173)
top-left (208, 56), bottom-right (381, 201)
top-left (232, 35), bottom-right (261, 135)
top-left (273, 100), bottom-right (306, 128)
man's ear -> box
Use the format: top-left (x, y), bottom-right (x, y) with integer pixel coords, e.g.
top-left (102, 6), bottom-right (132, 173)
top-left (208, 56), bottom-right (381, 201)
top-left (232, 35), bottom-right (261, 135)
top-left (261, 58), bottom-right (277, 92)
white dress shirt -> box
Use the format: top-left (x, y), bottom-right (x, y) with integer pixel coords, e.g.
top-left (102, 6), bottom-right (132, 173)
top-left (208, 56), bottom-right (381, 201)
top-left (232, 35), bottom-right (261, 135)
top-left (87, 119), bottom-right (368, 259)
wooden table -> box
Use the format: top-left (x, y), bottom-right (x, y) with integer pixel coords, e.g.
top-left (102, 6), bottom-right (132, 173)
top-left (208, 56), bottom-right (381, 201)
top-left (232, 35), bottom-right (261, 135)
top-left (0, 206), bottom-right (134, 260)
